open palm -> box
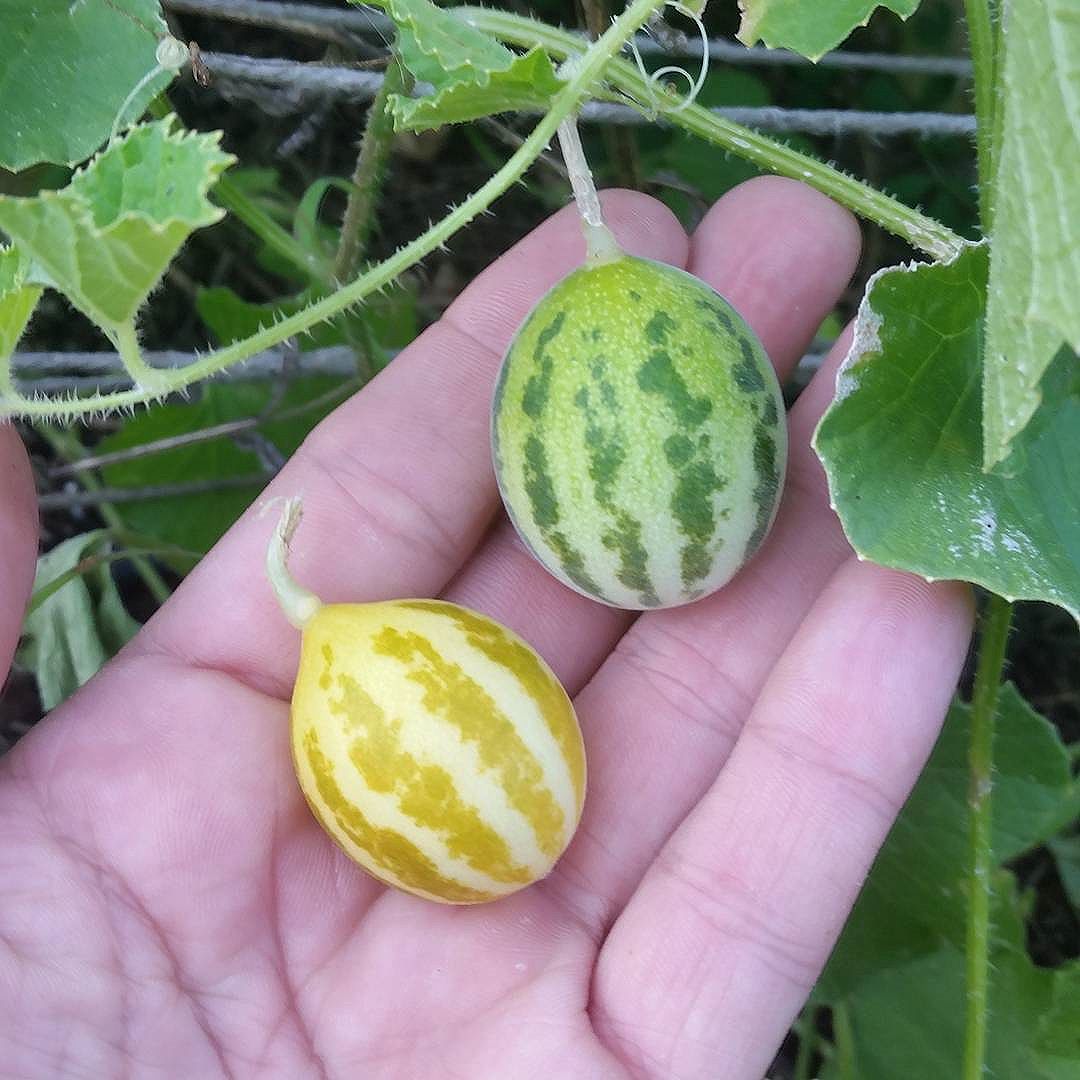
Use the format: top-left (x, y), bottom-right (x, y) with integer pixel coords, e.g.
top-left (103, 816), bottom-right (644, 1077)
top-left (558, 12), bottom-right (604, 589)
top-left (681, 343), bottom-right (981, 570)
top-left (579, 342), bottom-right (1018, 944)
top-left (0, 179), bottom-right (972, 1079)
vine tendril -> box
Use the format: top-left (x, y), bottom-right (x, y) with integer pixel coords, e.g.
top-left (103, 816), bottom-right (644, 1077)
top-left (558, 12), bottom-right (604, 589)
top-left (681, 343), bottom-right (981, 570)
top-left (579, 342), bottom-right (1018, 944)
top-left (625, 2), bottom-right (709, 117)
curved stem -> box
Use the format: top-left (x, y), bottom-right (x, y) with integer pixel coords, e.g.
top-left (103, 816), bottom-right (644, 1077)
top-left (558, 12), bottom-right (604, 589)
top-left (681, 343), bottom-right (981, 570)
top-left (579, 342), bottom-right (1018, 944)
top-left (113, 320), bottom-right (169, 393)
top-left (556, 117), bottom-right (621, 262)
top-left (266, 496), bottom-right (323, 629)
top-left (963, 592), bottom-right (1012, 1080)
top-left (6, 0), bottom-right (667, 421)
top-left (460, 6), bottom-right (966, 262)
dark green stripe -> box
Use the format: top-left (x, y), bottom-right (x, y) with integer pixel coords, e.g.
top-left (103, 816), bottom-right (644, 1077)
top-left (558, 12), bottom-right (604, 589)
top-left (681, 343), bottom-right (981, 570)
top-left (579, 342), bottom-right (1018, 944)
top-left (746, 424), bottom-right (781, 558)
top-left (574, 380), bottom-right (660, 606)
top-left (521, 311), bottom-right (566, 419)
top-left (521, 434), bottom-right (604, 599)
top-left (732, 337), bottom-right (767, 394)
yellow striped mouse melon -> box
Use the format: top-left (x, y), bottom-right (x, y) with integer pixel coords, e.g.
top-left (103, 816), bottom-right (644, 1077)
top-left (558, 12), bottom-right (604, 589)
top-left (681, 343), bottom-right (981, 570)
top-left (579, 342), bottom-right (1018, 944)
top-left (267, 499), bottom-right (585, 904)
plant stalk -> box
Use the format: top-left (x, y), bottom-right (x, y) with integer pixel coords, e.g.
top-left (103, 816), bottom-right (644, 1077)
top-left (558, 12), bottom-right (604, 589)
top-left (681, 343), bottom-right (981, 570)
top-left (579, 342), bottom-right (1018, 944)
top-left (214, 173), bottom-right (331, 284)
top-left (962, 0), bottom-right (999, 231)
top-left (459, 6), bottom-right (967, 262)
top-left (963, 592), bottom-right (1013, 1080)
top-left (37, 428), bottom-right (172, 605)
top-left (832, 1001), bottom-right (857, 1080)
top-left (150, 92), bottom-right (331, 285)
top-left (333, 59), bottom-right (411, 283)
top-left (8, 0), bottom-right (668, 420)
top-left (578, 0), bottom-right (643, 190)
top-left (556, 116), bottom-right (621, 261)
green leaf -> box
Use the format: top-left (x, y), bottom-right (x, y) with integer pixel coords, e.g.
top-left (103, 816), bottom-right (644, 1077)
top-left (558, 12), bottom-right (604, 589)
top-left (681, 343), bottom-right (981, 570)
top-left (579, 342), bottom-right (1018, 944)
top-left (97, 379), bottom-right (344, 555)
top-left (813, 244), bottom-right (1080, 622)
top-left (17, 532), bottom-right (140, 711)
top-left (197, 281), bottom-right (417, 359)
top-left (983, 0), bottom-right (1080, 469)
top-left (1036, 964), bottom-right (1080, 1074)
top-left (737, 0), bottom-right (921, 59)
top-left (0, 244), bottom-right (42, 365)
top-left (391, 47), bottom-right (564, 133)
top-left (1048, 835), bottom-right (1080, 912)
top-left (822, 887), bottom-right (1078, 1080)
top-left (821, 684), bottom-right (1076, 997)
top-left (817, 685), bottom-right (1080, 1078)
top-left (0, 120), bottom-right (234, 335)
top-left (0, 0), bottom-right (174, 170)
top-left (377, 0), bottom-right (517, 89)
top-left (362, 0), bottom-right (564, 130)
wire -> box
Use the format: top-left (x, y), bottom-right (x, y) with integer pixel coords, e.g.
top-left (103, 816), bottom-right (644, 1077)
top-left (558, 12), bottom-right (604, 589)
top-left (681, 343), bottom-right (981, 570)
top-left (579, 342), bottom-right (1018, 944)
top-left (162, 0), bottom-right (973, 78)
top-left (190, 51), bottom-right (974, 137)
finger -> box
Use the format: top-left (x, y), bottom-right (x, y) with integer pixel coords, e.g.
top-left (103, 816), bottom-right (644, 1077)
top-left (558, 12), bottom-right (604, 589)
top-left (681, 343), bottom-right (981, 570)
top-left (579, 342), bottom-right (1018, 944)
top-left (592, 562), bottom-right (974, 1080)
top-left (543, 180), bottom-right (861, 925)
top-left (0, 425), bottom-right (37, 684)
top-left (136, 192), bottom-right (685, 700)
top-left (442, 178), bottom-right (860, 701)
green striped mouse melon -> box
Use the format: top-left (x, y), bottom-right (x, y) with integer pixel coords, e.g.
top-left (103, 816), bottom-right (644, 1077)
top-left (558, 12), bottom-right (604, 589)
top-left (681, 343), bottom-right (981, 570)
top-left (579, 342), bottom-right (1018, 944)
top-left (492, 253), bottom-right (787, 609)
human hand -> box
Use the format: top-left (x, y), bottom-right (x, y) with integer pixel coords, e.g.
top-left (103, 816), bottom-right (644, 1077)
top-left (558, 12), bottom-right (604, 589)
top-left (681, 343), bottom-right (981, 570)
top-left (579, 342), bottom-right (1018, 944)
top-left (0, 179), bottom-right (972, 1079)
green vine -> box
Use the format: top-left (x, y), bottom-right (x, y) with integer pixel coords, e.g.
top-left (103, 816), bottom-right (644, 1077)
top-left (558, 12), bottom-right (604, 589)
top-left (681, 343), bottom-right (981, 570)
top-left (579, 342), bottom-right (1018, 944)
top-left (963, 593), bottom-right (1013, 1080)
top-left (334, 59), bottom-right (412, 285)
top-left (6, 0), bottom-right (668, 421)
top-left (963, 0), bottom-right (999, 230)
top-left (458, 7), bottom-right (967, 262)
top-left (4, 2), bottom-right (968, 422)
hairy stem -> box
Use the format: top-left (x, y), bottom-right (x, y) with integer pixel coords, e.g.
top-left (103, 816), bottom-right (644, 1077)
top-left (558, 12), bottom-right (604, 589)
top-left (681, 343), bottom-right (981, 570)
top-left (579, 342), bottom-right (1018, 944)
top-left (578, 0), bottom-right (643, 190)
top-left (333, 59), bottom-right (411, 283)
top-left (9, 0), bottom-right (668, 420)
top-left (460, 6), bottom-right (966, 262)
top-left (963, 592), bottom-right (1013, 1080)
top-left (112, 320), bottom-right (168, 392)
top-left (962, 0), bottom-right (998, 231)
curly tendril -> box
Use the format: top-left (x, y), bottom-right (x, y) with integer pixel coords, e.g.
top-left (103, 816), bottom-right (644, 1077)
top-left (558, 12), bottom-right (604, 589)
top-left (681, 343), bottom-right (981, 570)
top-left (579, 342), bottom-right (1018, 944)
top-left (625, 2), bottom-right (709, 117)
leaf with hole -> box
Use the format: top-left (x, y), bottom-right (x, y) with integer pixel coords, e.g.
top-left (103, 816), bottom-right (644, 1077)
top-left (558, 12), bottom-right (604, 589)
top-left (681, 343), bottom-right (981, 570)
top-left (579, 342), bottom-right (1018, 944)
top-left (813, 244), bottom-right (1080, 622)
top-left (737, 0), bottom-right (921, 60)
top-left (391, 47), bottom-right (564, 133)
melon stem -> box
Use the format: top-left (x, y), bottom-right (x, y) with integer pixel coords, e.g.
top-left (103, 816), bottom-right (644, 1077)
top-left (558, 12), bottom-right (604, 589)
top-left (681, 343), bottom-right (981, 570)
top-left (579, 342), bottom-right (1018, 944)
top-left (266, 496), bottom-right (323, 629)
top-left (556, 117), bottom-right (622, 264)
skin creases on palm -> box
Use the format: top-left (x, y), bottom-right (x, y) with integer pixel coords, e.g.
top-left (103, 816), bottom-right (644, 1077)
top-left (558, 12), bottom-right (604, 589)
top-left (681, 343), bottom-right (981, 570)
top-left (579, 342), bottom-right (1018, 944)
top-left (0, 181), bottom-right (972, 1080)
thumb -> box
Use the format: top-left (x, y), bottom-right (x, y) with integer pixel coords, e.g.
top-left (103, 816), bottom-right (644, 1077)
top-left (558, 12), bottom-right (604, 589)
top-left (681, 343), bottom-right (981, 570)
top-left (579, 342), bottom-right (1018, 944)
top-left (0, 425), bottom-right (37, 685)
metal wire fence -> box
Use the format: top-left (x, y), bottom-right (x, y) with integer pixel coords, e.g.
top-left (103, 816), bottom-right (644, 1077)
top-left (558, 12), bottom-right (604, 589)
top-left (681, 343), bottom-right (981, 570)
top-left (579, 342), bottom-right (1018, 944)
top-left (16, 0), bottom-right (968, 494)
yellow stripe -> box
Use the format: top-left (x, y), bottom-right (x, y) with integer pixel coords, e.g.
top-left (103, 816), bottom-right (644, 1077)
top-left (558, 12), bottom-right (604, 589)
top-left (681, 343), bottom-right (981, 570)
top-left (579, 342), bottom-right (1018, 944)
top-left (324, 665), bottom-right (532, 885)
top-left (401, 601), bottom-right (586, 810)
top-left (372, 624), bottom-right (568, 857)
top-left (298, 727), bottom-right (496, 904)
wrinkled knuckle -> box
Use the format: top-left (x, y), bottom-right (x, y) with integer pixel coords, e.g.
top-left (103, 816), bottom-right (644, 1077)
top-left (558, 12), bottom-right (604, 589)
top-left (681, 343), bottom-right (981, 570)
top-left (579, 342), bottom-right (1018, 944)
top-left (298, 437), bottom-right (461, 565)
top-left (657, 848), bottom-right (819, 991)
top-left (615, 624), bottom-right (753, 742)
top-left (747, 719), bottom-right (901, 827)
